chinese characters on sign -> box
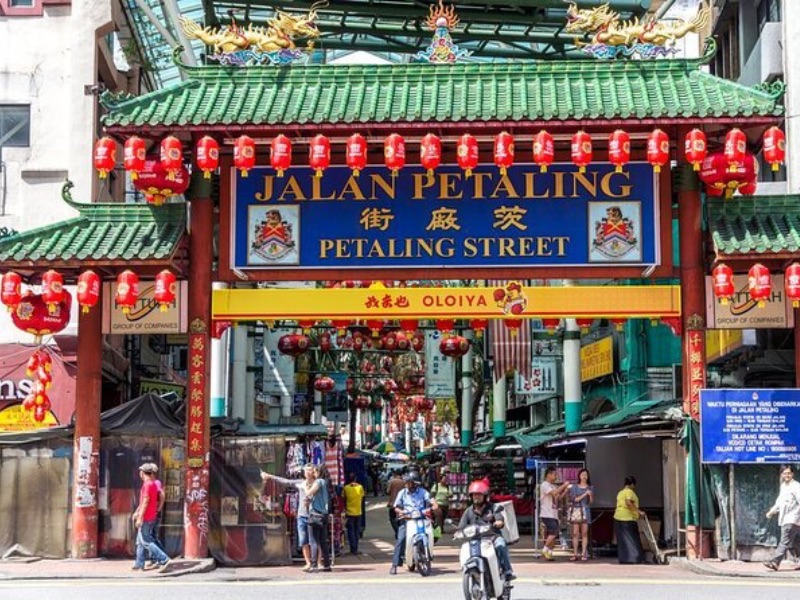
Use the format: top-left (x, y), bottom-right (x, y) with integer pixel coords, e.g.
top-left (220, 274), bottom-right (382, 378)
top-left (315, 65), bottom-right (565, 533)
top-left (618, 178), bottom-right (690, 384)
top-left (686, 330), bottom-right (705, 420)
top-left (187, 333), bottom-right (207, 467)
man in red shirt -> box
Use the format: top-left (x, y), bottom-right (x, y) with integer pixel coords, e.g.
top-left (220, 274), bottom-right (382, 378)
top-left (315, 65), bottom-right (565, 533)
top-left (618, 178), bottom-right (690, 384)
top-left (132, 463), bottom-right (170, 572)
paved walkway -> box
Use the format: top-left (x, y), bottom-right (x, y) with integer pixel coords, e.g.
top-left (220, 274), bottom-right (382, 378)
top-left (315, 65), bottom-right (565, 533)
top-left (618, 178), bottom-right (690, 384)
top-left (1, 496), bottom-right (799, 581)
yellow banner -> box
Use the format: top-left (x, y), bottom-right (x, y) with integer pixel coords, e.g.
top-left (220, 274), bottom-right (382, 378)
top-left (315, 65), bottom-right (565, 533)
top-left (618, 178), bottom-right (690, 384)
top-left (212, 284), bottom-right (680, 321)
top-left (0, 404), bottom-right (58, 431)
top-left (581, 336), bottom-right (614, 382)
top-left (705, 329), bottom-right (743, 363)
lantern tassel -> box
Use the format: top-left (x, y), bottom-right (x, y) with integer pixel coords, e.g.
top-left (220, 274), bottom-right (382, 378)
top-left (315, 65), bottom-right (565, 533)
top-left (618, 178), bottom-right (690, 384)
top-left (353, 169), bottom-right (360, 178)
top-left (159, 304), bottom-right (168, 313)
top-left (540, 165), bottom-right (548, 173)
top-left (241, 169), bottom-right (249, 178)
top-left (500, 167), bottom-right (507, 176)
top-left (81, 305), bottom-right (90, 314)
top-left (465, 169), bottom-right (472, 178)
top-left (772, 163), bottom-right (780, 172)
top-left (616, 165), bottom-right (623, 173)
top-left (277, 169), bottom-right (284, 178)
top-left (693, 162), bottom-right (700, 171)
top-left (579, 166), bottom-right (586, 173)
top-left (653, 165), bottom-right (661, 173)
top-left (203, 171), bottom-right (211, 179)
top-left (793, 300), bottom-right (799, 308)
top-left (719, 298), bottom-right (729, 306)
top-left (758, 300), bottom-right (766, 308)
top-left (131, 172), bottom-right (139, 181)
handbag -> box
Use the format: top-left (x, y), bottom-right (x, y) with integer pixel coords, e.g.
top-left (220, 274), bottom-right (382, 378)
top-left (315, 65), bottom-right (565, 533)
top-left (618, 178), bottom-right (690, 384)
top-left (308, 510), bottom-right (325, 526)
top-left (568, 505), bottom-right (585, 524)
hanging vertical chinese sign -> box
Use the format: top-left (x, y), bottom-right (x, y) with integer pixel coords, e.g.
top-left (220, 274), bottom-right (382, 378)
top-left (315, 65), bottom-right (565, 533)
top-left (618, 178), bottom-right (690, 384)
top-left (187, 329), bottom-right (207, 467)
top-left (686, 326), bottom-right (705, 420)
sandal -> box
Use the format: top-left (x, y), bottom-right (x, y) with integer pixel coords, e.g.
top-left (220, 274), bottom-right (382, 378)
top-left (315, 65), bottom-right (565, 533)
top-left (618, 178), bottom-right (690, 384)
top-left (301, 564), bottom-right (313, 572)
top-left (582, 555), bottom-right (589, 561)
top-left (570, 555), bottom-right (578, 562)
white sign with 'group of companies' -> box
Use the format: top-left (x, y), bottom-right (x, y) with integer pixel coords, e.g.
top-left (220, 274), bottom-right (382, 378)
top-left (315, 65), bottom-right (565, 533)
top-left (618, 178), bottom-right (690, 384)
top-left (705, 275), bottom-right (794, 330)
top-left (102, 281), bottom-right (188, 335)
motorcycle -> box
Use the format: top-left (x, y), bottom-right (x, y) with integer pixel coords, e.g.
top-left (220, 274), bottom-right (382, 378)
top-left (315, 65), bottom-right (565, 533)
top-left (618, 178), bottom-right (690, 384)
top-left (456, 524), bottom-right (512, 600)
top-left (402, 508), bottom-right (434, 576)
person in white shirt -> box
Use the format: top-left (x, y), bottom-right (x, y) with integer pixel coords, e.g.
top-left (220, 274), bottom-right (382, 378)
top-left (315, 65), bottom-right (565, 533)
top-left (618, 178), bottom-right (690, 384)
top-left (539, 467), bottom-right (571, 561)
top-left (764, 465), bottom-right (800, 571)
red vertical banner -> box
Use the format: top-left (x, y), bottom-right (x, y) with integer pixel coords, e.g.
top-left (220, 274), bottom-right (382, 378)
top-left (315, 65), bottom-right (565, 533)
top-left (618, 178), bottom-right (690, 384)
top-left (187, 332), bottom-right (207, 467)
top-left (686, 330), bottom-right (706, 420)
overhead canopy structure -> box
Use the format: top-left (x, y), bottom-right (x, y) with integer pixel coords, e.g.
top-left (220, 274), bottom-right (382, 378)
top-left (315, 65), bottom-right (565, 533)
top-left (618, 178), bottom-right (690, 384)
top-left (119, 0), bottom-right (654, 89)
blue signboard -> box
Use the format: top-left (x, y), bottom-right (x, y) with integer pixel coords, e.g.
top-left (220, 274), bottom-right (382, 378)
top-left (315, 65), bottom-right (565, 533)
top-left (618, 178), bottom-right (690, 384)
top-left (700, 388), bottom-right (800, 463)
top-left (231, 162), bottom-right (659, 270)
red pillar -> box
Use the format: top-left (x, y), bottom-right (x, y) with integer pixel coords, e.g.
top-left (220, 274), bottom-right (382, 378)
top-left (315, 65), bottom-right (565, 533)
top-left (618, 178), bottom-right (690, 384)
top-left (183, 173), bottom-right (213, 559)
top-left (71, 292), bottom-right (103, 558)
top-left (677, 155), bottom-right (706, 419)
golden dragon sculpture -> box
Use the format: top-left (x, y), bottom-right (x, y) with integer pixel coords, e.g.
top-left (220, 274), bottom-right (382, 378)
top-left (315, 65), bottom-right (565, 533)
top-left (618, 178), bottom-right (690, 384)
top-left (565, 1), bottom-right (711, 47)
top-left (179, 1), bottom-right (327, 55)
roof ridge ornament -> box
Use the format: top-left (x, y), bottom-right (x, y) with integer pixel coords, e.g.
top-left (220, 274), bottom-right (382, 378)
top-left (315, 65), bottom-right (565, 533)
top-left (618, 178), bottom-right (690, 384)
top-left (565, 0), bottom-right (711, 60)
top-left (753, 79), bottom-right (787, 101)
top-left (179, 1), bottom-right (328, 67)
top-left (415, 0), bottom-right (471, 64)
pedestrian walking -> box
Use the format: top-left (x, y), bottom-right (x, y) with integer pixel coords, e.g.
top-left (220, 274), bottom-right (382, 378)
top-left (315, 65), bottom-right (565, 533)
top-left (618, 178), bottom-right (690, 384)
top-left (343, 471), bottom-right (365, 555)
top-left (764, 465), bottom-right (800, 571)
top-left (146, 463), bottom-right (167, 567)
top-left (539, 466), bottom-right (570, 560)
top-left (614, 475), bottom-right (645, 564)
top-left (131, 463), bottom-right (170, 572)
top-left (261, 463), bottom-right (316, 571)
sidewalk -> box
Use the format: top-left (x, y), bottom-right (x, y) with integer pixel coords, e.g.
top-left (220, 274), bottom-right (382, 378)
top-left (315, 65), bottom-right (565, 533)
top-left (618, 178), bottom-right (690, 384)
top-left (2, 496), bottom-right (799, 581)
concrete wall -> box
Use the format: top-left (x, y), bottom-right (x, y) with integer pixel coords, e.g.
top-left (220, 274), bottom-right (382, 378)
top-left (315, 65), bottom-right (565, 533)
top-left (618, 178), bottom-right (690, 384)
top-left (0, 1), bottom-right (112, 235)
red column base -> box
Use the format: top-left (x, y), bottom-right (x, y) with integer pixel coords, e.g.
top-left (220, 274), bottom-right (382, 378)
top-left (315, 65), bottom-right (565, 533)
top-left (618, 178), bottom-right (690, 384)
top-left (183, 464), bottom-right (210, 559)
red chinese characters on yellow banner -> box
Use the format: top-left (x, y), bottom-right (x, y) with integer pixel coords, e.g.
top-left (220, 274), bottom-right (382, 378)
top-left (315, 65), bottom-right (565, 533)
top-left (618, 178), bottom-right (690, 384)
top-left (187, 333), bottom-right (206, 465)
top-left (686, 330), bottom-right (705, 420)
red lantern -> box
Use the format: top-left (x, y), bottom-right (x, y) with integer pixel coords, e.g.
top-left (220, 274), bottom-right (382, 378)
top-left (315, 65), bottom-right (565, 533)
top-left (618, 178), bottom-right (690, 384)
top-left (346, 377), bottom-right (355, 392)
top-left (297, 319), bottom-right (316, 334)
top-left (355, 395), bottom-right (371, 410)
top-left (609, 318), bottom-right (627, 331)
top-left (470, 318), bottom-right (488, 338)
top-left (77, 270), bottom-right (101, 314)
top-left (41, 270), bottom-right (64, 315)
top-left (11, 291), bottom-right (71, 339)
top-left (440, 335), bottom-right (470, 358)
top-left (571, 131), bottom-right (592, 173)
top-left (499, 319), bottom-right (520, 338)
top-left (684, 128), bottom-right (707, 171)
top-left (411, 333), bottom-right (425, 352)
top-left (346, 133), bottom-right (368, 177)
top-left (278, 333), bottom-right (310, 357)
top-left (318, 331), bottom-right (333, 352)
top-left (575, 318), bottom-right (594, 333)
top-left (271, 134), bottom-right (292, 177)
top-left (93, 136), bottom-right (117, 179)
top-left (533, 130), bottom-right (555, 173)
top-left (309, 134), bottom-right (330, 178)
top-left (124, 136), bottom-right (146, 180)
top-left (785, 263), bottom-right (800, 308)
top-left (196, 136), bottom-right (220, 179)
top-left (748, 263), bottom-right (771, 308)
top-left (133, 158), bottom-right (190, 205)
top-left (115, 270), bottom-right (139, 314)
top-left (399, 319), bottom-right (418, 336)
top-left (435, 318), bottom-right (455, 335)
top-left (154, 269), bottom-right (177, 312)
top-left (763, 126), bottom-right (785, 172)
top-left (494, 131), bottom-right (514, 176)
top-left (1, 271), bottom-right (22, 312)
top-left (314, 376), bottom-right (335, 393)
top-left (366, 319), bottom-right (384, 337)
top-left (395, 332), bottom-right (410, 351)
top-left (420, 133), bottom-right (441, 177)
top-left (384, 133), bottom-right (406, 175)
top-left (608, 129), bottom-right (630, 173)
top-left (712, 263), bottom-right (735, 304)
top-left (661, 317), bottom-right (682, 337)
top-left (457, 133), bottom-right (479, 178)
top-left (232, 135), bottom-right (256, 177)
top-left (647, 129), bottom-right (670, 173)
top-left (160, 135), bottom-right (183, 181)
top-left (332, 319), bottom-right (350, 337)
top-left (699, 152), bottom-right (758, 199)
top-left (724, 128), bottom-right (747, 173)
top-left (541, 318), bottom-right (560, 332)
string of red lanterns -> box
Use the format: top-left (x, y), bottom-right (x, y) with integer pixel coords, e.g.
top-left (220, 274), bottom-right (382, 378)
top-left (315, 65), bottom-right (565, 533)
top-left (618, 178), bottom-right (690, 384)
top-left (711, 262), bottom-right (800, 309)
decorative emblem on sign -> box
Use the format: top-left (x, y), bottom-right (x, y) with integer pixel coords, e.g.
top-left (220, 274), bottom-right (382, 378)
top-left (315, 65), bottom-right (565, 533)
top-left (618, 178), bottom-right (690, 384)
top-left (190, 318), bottom-right (207, 334)
top-left (592, 204), bottom-right (638, 260)
top-left (565, 1), bottom-right (710, 59)
top-left (249, 207), bottom-right (298, 264)
top-left (179, 2), bottom-right (327, 66)
top-left (492, 281), bottom-right (527, 316)
top-left (415, 0), bottom-right (471, 64)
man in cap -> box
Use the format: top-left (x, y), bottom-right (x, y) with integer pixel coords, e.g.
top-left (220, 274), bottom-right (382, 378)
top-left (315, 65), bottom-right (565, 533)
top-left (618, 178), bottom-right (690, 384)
top-left (389, 473), bottom-right (437, 575)
top-left (132, 463), bottom-right (170, 572)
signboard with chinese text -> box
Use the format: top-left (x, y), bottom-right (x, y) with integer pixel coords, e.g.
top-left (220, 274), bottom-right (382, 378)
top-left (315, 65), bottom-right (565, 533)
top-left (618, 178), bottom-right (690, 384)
top-left (705, 275), bottom-right (793, 329)
top-left (103, 281), bottom-right (188, 334)
top-left (425, 330), bottom-right (456, 399)
top-left (262, 326), bottom-right (297, 396)
top-left (186, 333), bottom-right (207, 466)
top-left (580, 337), bottom-right (613, 382)
top-left (700, 389), bottom-right (800, 463)
top-left (686, 330), bottom-right (705, 419)
top-left (515, 356), bottom-right (559, 395)
top-left (231, 163), bottom-right (659, 272)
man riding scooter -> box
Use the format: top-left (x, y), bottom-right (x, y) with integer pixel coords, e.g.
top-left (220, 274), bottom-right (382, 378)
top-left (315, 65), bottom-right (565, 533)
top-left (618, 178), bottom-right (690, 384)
top-left (390, 473), bottom-right (438, 575)
top-left (457, 480), bottom-right (516, 581)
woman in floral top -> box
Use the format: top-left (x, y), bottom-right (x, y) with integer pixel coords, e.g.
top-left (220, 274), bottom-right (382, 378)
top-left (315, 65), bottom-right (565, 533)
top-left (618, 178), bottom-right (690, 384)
top-left (567, 468), bottom-right (594, 561)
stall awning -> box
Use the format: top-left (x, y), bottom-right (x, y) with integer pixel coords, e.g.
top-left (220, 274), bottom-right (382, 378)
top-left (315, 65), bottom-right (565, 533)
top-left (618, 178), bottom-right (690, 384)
top-left (101, 44), bottom-right (783, 134)
top-left (582, 399), bottom-right (665, 430)
top-left (709, 196), bottom-right (800, 262)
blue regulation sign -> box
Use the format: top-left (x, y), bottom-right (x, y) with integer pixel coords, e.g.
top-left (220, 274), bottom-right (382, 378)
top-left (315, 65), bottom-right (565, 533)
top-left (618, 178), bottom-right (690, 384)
top-left (700, 388), bottom-right (800, 463)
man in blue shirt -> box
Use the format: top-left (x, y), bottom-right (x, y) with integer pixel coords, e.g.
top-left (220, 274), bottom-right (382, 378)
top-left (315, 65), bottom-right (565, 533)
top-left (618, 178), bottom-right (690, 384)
top-left (390, 473), bottom-right (438, 574)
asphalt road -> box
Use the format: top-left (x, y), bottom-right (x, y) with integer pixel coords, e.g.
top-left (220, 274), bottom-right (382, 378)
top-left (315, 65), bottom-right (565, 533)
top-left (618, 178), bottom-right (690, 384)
top-left (2, 575), bottom-right (800, 600)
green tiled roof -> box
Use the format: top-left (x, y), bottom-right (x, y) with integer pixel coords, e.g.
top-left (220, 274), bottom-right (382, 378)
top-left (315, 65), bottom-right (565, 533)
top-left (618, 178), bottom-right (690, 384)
top-left (0, 182), bottom-right (186, 267)
top-left (709, 196), bottom-right (800, 258)
top-left (101, 51), bottom-right (783, 132)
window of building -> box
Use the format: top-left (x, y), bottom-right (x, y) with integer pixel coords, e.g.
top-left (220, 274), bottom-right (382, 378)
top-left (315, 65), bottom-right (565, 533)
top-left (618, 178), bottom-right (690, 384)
top-left (712, 14), bottom-right (741, 81)
top-left (0, 105), bottom-right (31, 147)
top-left (8, 0), bottom-right (35, 6)
top-left (757, 0), bottom-right (781, 30)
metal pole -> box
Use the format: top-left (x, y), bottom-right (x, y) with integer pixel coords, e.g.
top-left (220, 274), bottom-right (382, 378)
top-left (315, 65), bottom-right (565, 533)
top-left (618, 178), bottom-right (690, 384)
top-left (729, 464), bottom-right (736, 559)
top-left (676, 440), bottom-right (681, 557)
top-left (699, 457), bottom-right (704, 561)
